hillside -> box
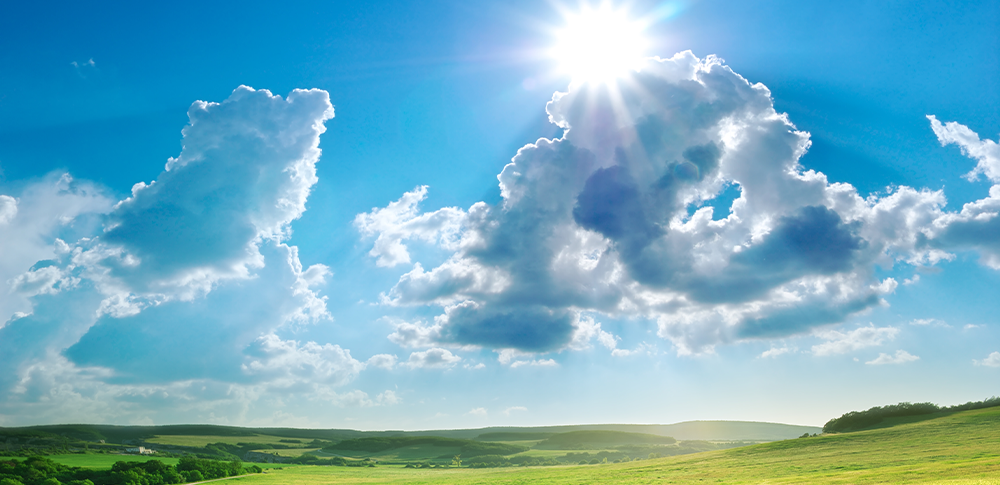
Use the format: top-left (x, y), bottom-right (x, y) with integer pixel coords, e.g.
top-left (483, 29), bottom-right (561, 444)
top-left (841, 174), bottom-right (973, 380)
top-left (220, 405), bottom-right (1000, 483)
top-left (533, 430), bottom-right (676, 449)
top-left (0, 419), bottom-right (819, 447)
top-left (408, 421), bottom-right (820, 441)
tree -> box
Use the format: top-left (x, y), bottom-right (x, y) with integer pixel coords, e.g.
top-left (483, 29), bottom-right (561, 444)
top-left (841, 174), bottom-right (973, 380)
top-left (451, 455), bottom-right (462, 467)
top-left (182, 470), bottom-right (204, 482)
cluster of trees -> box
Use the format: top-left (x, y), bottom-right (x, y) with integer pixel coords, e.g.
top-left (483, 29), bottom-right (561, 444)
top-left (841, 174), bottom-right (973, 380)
top-left (823, 397), bottom-right (1000, 433)
top-left (323, 437), bottom-right (527, 458)
top-left (0, 431), bottom-right (84, 457)
top-left (287, 455), bottom-right (373, 467)
top-left (472, 432), bottom-right (553, 441)
top-left (0, 456), bottom-right (262, 485)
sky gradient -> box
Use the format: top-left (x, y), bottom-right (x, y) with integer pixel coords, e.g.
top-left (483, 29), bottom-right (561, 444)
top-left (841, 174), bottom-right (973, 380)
top-left (0, 0), bottom-right (998, 430)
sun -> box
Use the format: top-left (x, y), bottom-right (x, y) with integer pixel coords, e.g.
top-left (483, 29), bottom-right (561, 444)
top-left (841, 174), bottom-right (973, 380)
top-left (551, 4), bottom-right (648, 84)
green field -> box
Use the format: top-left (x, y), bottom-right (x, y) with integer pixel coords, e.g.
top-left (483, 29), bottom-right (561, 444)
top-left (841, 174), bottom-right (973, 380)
top-left (192, 406), bottom-right (1000, 484)
top-left (6, 454), bottom-right (181, 468)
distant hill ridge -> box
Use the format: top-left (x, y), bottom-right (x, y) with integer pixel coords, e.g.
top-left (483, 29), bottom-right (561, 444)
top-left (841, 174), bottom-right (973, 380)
top-left (1, 420), bottom-right (821, 443)
top-left (533, 430), bottom-right (676, 450)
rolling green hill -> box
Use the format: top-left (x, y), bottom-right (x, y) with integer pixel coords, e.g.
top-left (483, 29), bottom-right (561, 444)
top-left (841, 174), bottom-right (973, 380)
top-left (403, 421), bottom-right (820, 441)
top-left (213, 405), bottom-right (1000, 484)
top-left (533, 430), bottom-right (676, 449)
top-left (0, 419), bottom-right (819, 454)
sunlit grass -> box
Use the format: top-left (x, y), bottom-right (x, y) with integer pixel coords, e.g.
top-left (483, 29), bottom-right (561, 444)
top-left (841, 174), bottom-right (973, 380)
top-left (212, 407), bottom-right (1000, 484)
top-left (5, 454), bottom-right (181, 468)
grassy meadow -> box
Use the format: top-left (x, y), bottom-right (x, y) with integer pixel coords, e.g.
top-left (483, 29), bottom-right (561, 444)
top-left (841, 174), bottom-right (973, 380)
top-left (5, 454), bottom-right (181, 468)
top-left (197, 406), bottom-right (1000, 484)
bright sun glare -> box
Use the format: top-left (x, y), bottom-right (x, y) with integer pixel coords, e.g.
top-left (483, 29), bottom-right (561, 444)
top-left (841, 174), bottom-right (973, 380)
top-left (552, 4), bottom-right (647, 84)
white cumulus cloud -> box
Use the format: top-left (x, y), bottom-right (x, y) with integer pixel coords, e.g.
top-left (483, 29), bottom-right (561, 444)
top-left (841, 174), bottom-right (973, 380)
top-left (974, 351), bottom-right (1000, 367)
top-left (405, 348), bottom-right (462, 369)
top-left (360, 52), bottom-right (970, 356)
top-left (0, 86), bottom-right (357, 423)
top-left (366, 354), bottom-right (398, 370)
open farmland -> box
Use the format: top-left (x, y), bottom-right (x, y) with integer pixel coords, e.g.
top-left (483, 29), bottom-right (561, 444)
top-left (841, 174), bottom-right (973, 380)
top-left (202, 406), bottom-right (1000, 484)
top-left (5, 454), bottom-right (182, 468)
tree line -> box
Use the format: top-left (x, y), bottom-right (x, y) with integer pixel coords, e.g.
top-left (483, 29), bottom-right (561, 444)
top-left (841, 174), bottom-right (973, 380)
top-left (0, 456), bottom-right (262, 485)
top-left (823, 396), bottom-right (1000, 433)
top-left (322, 437), bottom-right (527, 458)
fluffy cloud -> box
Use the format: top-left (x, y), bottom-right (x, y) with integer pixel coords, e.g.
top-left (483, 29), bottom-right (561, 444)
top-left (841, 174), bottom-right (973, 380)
top-left (0, 195), bottom-right (15, 223)
top-left (0, 86), bottom-right (359, 423)
top-left (924, 119), bottom-right (1000, 269)
top-left (355, 186), bottom-right (465, 268)
top-left (360, 52), bottom-right (971, 355)
top-left (866, 350), bottom-right (919, 365)
top-left (928, 115), bottom-right (1000, 183)
top-left (95, 85), bottom-right (334, 300)
top-left (404, 348), bottom-right (462, 369)
top-left (494, 348), bottom-right (558, 368)
top-left (0, 174), bottom-right (113, 325)
top-left (366, 354), bottom-right (398, 370)
top-left (811, 325), bottom-right (899, 356)
top-left (242, 333), bottom-right (365, 388)
top-left (974, 351), bottom-right (1000, 367)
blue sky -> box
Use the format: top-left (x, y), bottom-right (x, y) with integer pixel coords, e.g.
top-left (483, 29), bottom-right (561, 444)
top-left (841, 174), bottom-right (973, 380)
top-left (0, 0), bottom-right (998, 429)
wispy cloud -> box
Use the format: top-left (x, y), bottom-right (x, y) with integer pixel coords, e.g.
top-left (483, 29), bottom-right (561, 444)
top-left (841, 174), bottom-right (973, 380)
top-left (759, 346), bottom-right (795, 359)
top-left (866, 350), bottom-right (920, 365)
top-left (909, 318), bottom-right (949, 328)
top-left (511, 359), bottom-right (558, 368)
top-left (503, 406), bottom-right (527, 416)
top-left (812, 325), bottom-right (899, 356)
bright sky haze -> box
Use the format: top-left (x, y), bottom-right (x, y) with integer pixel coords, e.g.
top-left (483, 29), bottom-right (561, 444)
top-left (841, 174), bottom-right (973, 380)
top-left (0, 0), bottom-right (998, 430)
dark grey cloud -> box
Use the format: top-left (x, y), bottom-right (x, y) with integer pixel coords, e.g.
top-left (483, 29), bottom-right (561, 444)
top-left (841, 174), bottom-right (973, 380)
top-left (439, 303), bottom-right (575, 352)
